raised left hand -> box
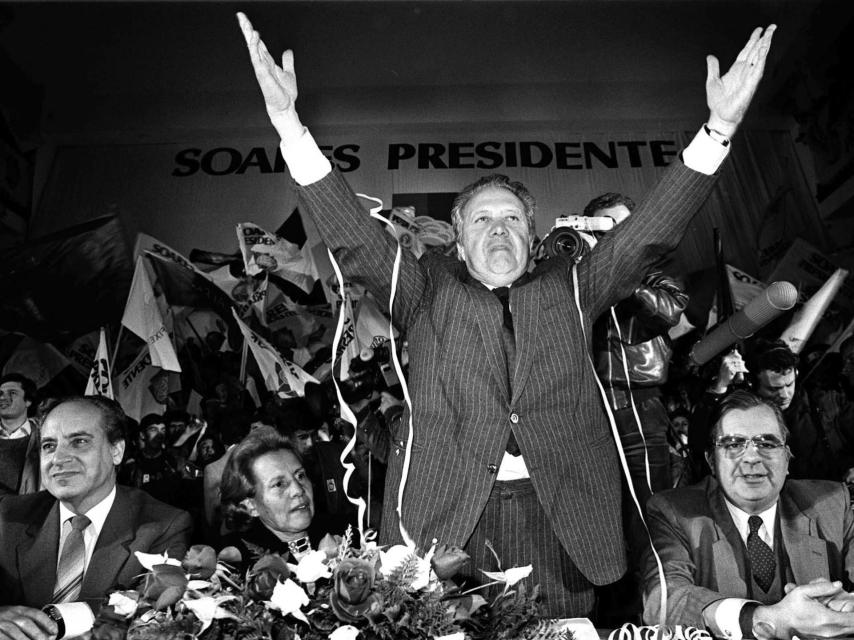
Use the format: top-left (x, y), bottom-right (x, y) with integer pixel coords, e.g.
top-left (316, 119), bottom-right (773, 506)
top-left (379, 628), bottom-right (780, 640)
top-left (705, 25), bottom-right (776, 136)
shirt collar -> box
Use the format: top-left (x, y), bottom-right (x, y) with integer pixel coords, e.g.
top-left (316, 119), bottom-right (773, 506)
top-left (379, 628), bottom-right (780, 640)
top-left (58, 485), bottom-right (117, 540)
top-left (724, 497), bottom-right (777, 547)
top-left (0, 418), bottom-right (32, 439)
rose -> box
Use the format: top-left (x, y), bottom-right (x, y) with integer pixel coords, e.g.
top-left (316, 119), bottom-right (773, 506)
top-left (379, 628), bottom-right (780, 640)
top-left (430, 544), bottom-right (470, 580)
top-left (182, 544), bottom-right (218, 579)
top-left (247, 554), bottom-right (291, 601)
top-left (335, 558), bottom-right (375, 605)
top-left (140, 564), bottom-right (188, 610)
top-left (329, 558), bottom-right (380, 623)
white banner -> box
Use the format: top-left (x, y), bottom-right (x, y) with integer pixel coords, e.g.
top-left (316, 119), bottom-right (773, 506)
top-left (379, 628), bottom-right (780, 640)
top-left (84, 327), bottom-right (114, 399)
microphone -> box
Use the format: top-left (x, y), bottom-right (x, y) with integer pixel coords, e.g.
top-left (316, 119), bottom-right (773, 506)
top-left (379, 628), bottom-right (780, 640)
top-left (690, 281), bottom-right (798, 365)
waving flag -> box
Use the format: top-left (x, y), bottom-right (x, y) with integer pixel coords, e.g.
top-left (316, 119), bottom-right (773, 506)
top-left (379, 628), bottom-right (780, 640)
top-left (121, 257), bottom-right (181, 372)
top-left (232, 310), bottom-right (317, 398)
top-left (84, 327), bottom-right (114, 399)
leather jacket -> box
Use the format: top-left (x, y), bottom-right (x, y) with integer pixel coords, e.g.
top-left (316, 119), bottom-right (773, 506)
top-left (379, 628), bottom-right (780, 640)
top-left (593, 270), bottom-right (688, 404)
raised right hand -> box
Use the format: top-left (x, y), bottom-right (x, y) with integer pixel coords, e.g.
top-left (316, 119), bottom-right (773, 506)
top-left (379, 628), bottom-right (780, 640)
top-left (0, 606), bottom-right (57, 640)
top-left (236, 12), bottom-right (304, 144)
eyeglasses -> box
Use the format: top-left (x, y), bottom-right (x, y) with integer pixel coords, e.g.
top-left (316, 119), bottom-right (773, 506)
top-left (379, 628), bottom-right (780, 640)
top-left (714, 435), bottom-right (786, 458)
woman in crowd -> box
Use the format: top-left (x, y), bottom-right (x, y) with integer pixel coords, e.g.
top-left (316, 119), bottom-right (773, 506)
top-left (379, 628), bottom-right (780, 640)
top-left (220, 426), bottom-right (341, 565)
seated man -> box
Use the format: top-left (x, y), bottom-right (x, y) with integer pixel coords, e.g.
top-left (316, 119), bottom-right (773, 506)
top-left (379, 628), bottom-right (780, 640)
top-left (0, 396), bottom-right (193, 639)
top-left (644, 390), bottom-right (854, 639)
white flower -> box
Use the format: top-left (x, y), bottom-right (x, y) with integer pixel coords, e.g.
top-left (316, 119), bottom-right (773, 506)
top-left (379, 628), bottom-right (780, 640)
top-left (186, 580), bottom-right (213, 591)
top-left (434, 633), bottom-right (466, 640)
top-left (106, 592), bottom-right (139, 617)
top-left (379, 544), bottom-right (431, 591)
top-left (481, 564), bottom-right (532, 588)
top-left (182, 596), bottom-right (239, 633)
top-left (267, 578), bottom-right (310, 623)
top-left (295, 549), bottom-right (332, 583)
top-left (134, 551), bottom-right (181, 571)
top-left (330, 624), bottom-right (361, 640)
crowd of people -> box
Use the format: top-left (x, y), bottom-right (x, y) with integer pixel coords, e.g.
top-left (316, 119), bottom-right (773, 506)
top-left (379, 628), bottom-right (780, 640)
top-left (1, 11), bottom-right (854, 640)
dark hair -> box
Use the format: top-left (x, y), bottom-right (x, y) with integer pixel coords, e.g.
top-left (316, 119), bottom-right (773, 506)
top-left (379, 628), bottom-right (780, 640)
top-left (746, 339), bottom-right (799, 376)
top-left (450, 174), bottom-right (536, 243)
top-left (707, 390), bottom-right (789, 452)
top-left (163, 409), bottom-right (190, 425)
top-left (220, 426), bottom-right (299, 532)
top-left (0, 373), bottom-right (37, 409)
top-left (43, 396), bottom-right (129, 444)
top-left (139, 413), bottom-right (166, 430)
top-left (582, 192), bottom-right (636, 217)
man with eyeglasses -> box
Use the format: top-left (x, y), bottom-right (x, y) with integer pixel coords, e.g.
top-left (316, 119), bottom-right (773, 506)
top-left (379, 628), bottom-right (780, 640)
top-left (643, 390), bottom-right (854, 639)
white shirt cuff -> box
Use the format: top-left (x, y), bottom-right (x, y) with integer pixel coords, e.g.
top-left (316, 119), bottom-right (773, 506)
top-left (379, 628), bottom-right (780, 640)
top-left (682, 125), bottom-right (730, 175)
top-left (280, 128), bottom-right (333, 185)
top-left (709, 598), bottom-right (755, 640)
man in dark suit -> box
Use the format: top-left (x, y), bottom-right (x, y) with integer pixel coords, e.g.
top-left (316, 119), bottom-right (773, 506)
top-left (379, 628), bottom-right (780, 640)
top-left (643, 390), bottom-right (854, 638)
top-left (237, 13), bottom-right (775, 617)
top-left (0, 396), bottom-right (192, 640)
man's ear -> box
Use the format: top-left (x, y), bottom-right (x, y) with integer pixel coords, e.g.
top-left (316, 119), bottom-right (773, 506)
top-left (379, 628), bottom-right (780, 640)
top-left (241, 497), bottom-right (259, 517)
top-left (456, 242), bottom-right (465, 262)
top-left (705, 451), bottom-right (716, 477)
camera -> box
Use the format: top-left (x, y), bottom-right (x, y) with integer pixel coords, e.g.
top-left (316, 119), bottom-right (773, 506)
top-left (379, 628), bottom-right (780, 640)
top-left (538, 215), bottom-right (615, 262)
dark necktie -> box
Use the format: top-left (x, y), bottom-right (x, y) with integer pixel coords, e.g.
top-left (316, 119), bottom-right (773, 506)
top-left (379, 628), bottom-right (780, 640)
top-left (747, 515), bottom-right (775, 592)
top-left (493, 286), bottom-right (520, 456)
top-left (53, 514), bottom-right (91, 603)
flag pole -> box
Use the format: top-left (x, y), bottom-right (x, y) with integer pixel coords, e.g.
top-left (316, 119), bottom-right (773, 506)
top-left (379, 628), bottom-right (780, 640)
top-left (110, 325), bottom-right (124, 371)
top-left (239, 336), bottom-right (248, 385)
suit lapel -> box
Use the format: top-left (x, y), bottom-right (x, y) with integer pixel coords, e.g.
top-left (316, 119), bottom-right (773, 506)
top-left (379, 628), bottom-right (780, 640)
top-left (709, 480), bottom-right (750, 595)
top-left (779, 486), bottom-right (829, 583)
top-left (466, 282), bottom-right (510, 400)
top-left (19, 499), bottom-right (60, 606)
top-left (81, 488), bottom-right (136, 599)
top-left (509, 277), bottom-right (540, 405)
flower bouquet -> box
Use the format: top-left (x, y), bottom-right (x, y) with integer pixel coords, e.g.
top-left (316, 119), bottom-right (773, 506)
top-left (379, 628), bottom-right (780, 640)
top-left (92, 528), bottom-right (574, 640)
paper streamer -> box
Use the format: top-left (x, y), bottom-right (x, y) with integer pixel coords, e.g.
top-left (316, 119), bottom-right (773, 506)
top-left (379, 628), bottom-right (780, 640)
top-left (326, 192), bottom-right (416, 549)
top-left (572, 266), bottom-right (668, 626)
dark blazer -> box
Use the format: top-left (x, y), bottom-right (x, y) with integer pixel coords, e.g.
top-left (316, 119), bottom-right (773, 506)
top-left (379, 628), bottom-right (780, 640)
top-left (643, 477), bottom-right (854, 626)
top-left (298, 159), bottom-right (716, 584)
top-left (0, 485), bottom-right (193, 608)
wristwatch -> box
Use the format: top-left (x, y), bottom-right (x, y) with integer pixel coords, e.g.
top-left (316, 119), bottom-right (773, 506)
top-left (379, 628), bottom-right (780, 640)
top-left (42, 604), bottom-right (66, 639)
top-left (704, 123), bottom-right (731, 147)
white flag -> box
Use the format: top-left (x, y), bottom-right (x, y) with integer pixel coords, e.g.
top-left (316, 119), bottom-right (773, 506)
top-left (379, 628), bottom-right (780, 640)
top-left (121, 257), bottom-right (181, 372)
top-left (232, 310), bottom-right (318, 398)
top-left (115, 347), bottom-right (166, 421)
top-left (237, 222), bottom-right (317, 293)
top-left (84, 327), bottom-right (114, 399)
top-left (336, 294), bottom-right (362, 382)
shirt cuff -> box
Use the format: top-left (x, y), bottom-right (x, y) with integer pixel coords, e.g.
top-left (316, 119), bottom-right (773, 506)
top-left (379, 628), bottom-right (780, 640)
top-left (707, 598), bottom-right (756, 640)
top-left (280, 127), bottom-right (333, 185)
top-left (681, 125), bottom-right (731, 176)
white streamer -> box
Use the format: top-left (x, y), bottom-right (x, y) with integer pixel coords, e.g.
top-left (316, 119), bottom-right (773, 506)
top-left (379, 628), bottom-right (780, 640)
top-left (326, 192), bottom-right (416, 549)
top-left (572, 265), bottom-right (668, 626)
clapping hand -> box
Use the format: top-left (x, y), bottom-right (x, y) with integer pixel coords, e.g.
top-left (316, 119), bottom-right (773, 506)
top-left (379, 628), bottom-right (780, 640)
top-left (706, 25), bottom-right (776, 136)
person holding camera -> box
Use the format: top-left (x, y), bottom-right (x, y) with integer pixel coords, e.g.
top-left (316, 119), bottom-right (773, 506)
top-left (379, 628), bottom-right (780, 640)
top-left (584, 192), bottom-right (689, 623)
top-left (237, 12), bottom-right (775, 618)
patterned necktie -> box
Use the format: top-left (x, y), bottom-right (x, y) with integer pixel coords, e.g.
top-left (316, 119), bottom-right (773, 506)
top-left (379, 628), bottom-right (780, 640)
top-left (747, 515), bottom-right (775, 592)
top-left (52, 514), bottom-right (91, 603)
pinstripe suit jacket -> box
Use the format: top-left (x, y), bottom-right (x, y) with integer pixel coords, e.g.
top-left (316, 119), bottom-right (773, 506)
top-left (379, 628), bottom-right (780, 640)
top-left (298, 160), bottom-right (716, 583)
top-left (643, 478), bottom-right (854, 626)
